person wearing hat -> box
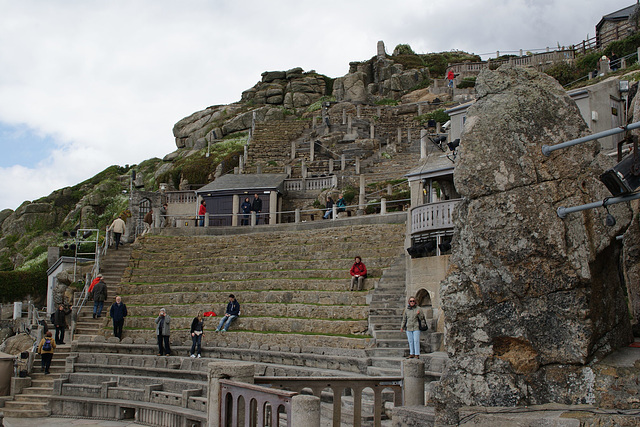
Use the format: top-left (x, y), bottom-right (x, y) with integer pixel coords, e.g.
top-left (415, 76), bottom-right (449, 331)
top-left (155, 308), bottom-right (171, 356)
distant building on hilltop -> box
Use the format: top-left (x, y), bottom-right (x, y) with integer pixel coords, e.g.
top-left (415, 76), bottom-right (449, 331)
top-left (596, 3), bottom-right (639, 48)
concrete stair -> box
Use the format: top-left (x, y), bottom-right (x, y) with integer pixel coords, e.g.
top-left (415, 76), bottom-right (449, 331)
top-left (2, 344), bottom-right (71, 418)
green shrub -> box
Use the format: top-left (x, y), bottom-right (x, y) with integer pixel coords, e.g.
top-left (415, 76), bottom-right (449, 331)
top-left (456, 77), bottom-right (476, 89)
top-left (0, 259), bottom-right (47, 303)
top-left (417, 108), bottom-right (450, 125)
top-left (375, 98), bottom-right (399, 106)
top-left (394, 44), bottom-right (416, 55)
top-left (342, 187), bottom-right (357, 204)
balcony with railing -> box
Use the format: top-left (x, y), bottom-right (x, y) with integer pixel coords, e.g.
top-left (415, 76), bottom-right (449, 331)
top-left (410, 199), bottom-right (461, 235)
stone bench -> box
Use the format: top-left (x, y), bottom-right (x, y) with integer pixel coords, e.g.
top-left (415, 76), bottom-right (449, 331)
top-left (73, 342), bottom-right (372, 374)
top-left (49, 395), bottom-right (207, 427)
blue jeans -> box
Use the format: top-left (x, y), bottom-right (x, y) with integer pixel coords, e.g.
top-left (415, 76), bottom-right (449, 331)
top-left (406, 330), bottom-right (421, 356)
top-left (93, 300), bottom-right (104, 316)
top-left (217, 315), bottom-right (237, 331)
top-left (198, 215), bottom-right (204, 227)
top-left (191, 334), bottom-right (202, 355)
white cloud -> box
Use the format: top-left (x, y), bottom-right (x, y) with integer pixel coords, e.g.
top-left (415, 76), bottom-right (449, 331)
top-left (0, 0), bottom-right (633, 210)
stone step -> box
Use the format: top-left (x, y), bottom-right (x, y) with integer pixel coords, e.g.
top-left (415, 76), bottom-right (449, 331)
top-left (366, 348), bottom-right (407, 358)
top-left (20, 386), bottom-right (55, 395)
top-left (14, 393), bottom-right (53, 402)
top-left (373, 331), bottom-right (407, 340)
top-left (1, 408), bottom-right (51, 418)
top-left (375, 339), bottom-right (410, 349)
top-left (31, 379), bottom-right (54, 388)
top-left (366, 366), bottom-right (400, 377)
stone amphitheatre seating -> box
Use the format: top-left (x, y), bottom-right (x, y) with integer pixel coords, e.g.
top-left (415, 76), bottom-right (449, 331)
top-left (113, 217), bottom-right (408, 370)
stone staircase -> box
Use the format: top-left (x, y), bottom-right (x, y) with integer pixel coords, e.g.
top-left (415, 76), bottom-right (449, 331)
top-left (74, 245), bottom-right (132, 339)
top-left (245, 121), bottom-right (309, 173)
top-left (2, 344), bottom-right (71, 418)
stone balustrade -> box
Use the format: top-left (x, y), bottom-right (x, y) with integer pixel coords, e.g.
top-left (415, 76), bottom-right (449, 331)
top-left (410, 199), bottom-right (461, 235)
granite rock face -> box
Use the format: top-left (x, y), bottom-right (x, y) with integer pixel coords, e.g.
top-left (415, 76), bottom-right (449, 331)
top-left (432, 65), bottom-right (632, 421)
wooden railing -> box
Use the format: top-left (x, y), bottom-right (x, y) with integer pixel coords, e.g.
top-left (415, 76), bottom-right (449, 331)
top-left (410, 199), bottom-right (461, 235)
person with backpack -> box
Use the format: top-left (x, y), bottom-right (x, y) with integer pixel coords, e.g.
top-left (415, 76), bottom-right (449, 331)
top-left (53, 304), bottom-right (67, 345)
top-left (37, 330), bottom-right (56, 374)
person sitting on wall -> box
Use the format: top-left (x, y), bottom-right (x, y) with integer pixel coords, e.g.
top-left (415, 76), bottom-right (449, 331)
top-left (198, 200), bottom-right (206, 227)
top-left (216, 294), bottom-right (240, 332)
top-left (336, 193), bottom-right (346, 214)
top-left (241, 197), bottom-right (252, 226)
top-left (323, 196), bottom-right (334, 219)
top-left (349, 256), bottom-right (367, 291)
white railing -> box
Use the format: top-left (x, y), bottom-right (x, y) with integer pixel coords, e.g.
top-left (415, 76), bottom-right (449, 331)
top-left (284, 175), bottom-right (337, 192)
top-left (410, 199), bottom-right (461, 234)
top-left (165, 191), bottom-right (197, 204)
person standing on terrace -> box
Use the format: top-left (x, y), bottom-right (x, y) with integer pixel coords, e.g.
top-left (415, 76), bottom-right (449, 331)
top-left (190, 311), bottom-right (204, 358)
top-left (198, 200), bottom-right (206, 227)
top-left (155, 308), bottom-right (171, 356)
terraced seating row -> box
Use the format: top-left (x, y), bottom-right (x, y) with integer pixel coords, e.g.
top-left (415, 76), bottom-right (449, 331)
top-left (112, 222), bottom-right (406, 355)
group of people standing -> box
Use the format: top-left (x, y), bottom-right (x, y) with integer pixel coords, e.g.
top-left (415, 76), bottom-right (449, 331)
top-left (155, 294), bottom-right (241, 358)
top-left (241, 193), bottom-right (263, 226)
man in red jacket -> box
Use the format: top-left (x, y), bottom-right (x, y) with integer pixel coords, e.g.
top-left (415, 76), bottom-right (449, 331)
top-left (350, 256), bottom-right (367, 291)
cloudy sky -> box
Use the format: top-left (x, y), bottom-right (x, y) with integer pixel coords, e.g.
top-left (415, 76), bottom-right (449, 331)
top-left (0, 0), bottom-right (631, 211)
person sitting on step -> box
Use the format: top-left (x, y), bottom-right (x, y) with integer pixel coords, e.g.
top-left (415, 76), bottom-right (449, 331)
top-left (216, 294), bottom-right (240, 332)
top-left (349, 256), bottom-right (367, 291)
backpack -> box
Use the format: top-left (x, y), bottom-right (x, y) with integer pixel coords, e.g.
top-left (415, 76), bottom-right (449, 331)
top-left (42, 338), bottom-right (52, 352)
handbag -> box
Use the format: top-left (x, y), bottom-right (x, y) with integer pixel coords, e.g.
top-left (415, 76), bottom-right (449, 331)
top-left (418, 314), bottom-right (429, 332)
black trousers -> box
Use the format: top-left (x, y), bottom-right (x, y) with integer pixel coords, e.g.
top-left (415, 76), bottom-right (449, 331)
top-left (113, 319), bottom-right (124, 339)
top-left (114, 232), bottom-right (122, 249)
top-left (55, 326), bottom-right (65, 344)
top-left (157, 335), bottom-right (171, 355)
top-left (41, 353), bottom-right (53, 372)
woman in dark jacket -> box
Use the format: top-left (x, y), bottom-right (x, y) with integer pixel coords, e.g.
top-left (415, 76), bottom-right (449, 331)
top-left (401, 296), bottom-right (426, 359)
top-left (190, 311), bottom-right (204, 358)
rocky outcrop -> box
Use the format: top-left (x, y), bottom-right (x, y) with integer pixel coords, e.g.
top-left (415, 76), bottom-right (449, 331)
top-left (432, 65), bottom-right (633, 423)
top-left (333, 49), bottom-right (429, 103)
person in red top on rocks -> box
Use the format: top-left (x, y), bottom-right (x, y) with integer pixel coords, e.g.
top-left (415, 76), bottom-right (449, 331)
top-left (198, 200), bottom-right (206, 227)
top-left (349, 256), bottom-right (367, 291)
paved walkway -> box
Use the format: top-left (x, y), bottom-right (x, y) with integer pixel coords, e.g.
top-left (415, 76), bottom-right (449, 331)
top-left (4, 417), bottom-right (145, 427)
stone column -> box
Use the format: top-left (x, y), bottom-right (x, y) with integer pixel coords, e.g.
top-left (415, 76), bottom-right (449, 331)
top-left (347, 115), bottom-right (352, 134)
top-left (418, 104), bottom-right (423, 116)
top-left (341, 155), bottom-right (346, 171)
top-left (232, 195), bottom-right (239, 227)
top-left (370, 124), bottom-right (375, 139)
top-left (357, 104), bottom-right (361, 118)
top-left (377, 106), bottom-right (382, 117)
top-left (403, 359), bottom-right (425, 406)
top-left (420, 130), bottom-right (427, 159)
top-left (285, 165), bottom-right (292, 177)
top-left (295, 209), bottom-right (301, 223)
top-left (397, 128), bottom-right (402, 144)
top-left (291, 394), bottom-right (321, 427)
top-left (342, 109), bottom-right (346, 125)
top-left (251, 212), bottom-right (257, 227)
top-left (204, 213), bottom-right (209, 228)
top-left (301, 161), bottom-right (307, 179)
top-left (407, 128), bottom-right (412, 143)
top-left (256, 165), bottom-right (262, 174)
top-left (207, 362), bottom-right (255, 427)
top-left (291, 141), bottom-right (296, 160)
top-left (328, 158), bottom-right (334, 174)
top-left (358, 175), bottom-right (366, 213)
top-left (310, 140), bottom-right (315, 162)
top-left (332, 205), bottom-right (337, 220)
top-left (355, 157), bottom-right (361, 175)
top-left (269, 191), bottom-right (278, 225)
top-left (380, 198), bottom-right (387, 215)
top-left (387, 184), bottom-right (393, 195)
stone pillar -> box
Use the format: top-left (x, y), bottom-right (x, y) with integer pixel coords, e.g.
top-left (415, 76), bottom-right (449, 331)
top-left (204, 213), bottom-right (209, 228)
top-left (232, 195), bottom-right (239, 227)
top-left (47, 247), bottom-right (60, 268)
top-left (341, 155), bottom-right (346, 171)
top-left (310, 140), bottom-right (315, 162)
top-left (377, 106), bottom-right (382, 117)
top-left (291, 141), bottom-right (296, 160)
top-left (328, 158), bottom-right (334, 174)
top-left (418, 104), bottom-right (423, 116)
top-left (407, 128), bottom-right (412, 143)
top-left (370, 124), bottom-right (375, 139)
top-left (420, 130), bottom-right (427, 159)
top-left (355, 157), bottom-right (360, 175)
top-left (256, 165), bottom-right (262, 174)
top-left (291, 394), bottom-right (321, 427)
top-left (312, 115), bottom-right (317, 129)
top-left (403, 359), bottom-right (425, 406)
top-left (380, 198), bottom-right (387, 215)
top-left (332, 205), bottom-right (337, 220)
top-left (357, 104), bottom-right (361, 118)
top-left (207, 362), bottom-right (255, 427)
top-left (397, 128), bottom-right (402, 144)
top-left (342, 109), bottom-right (346, 125)
top-left (269, 191), bottom-right (278, 225)
top-left (233, 167), bottom-right (239, 174)
top-left (295, 209), bottom-right (301, 223)
top-left (387, 184), bottom-right (393, 195)
top-left (250, 212), bottom-right (256, 227)
top-left (347, 115), bottom-right (352, 134)
top-left (302, 161), bottom-right (307, 179)
top-left (359, 175), bottom-right (366, 213)
top-left (377, 40), bottom-right (386, 58)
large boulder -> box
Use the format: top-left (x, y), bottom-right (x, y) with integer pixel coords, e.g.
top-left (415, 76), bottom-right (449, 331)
top-left (432, 65), bottom-right (633, 423)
